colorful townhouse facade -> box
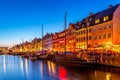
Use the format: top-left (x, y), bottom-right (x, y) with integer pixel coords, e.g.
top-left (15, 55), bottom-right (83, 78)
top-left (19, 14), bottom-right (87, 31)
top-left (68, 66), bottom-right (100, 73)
top-left (52, 32), bottom-right (59, 52)
top-left (11, 4), bottom-right (120, 53)
top-left (76, 4), bottom-right (120, 52)
top-left (43, 33), bottom-right (53, 52)
top-left (66, 23), bottom-right (76, 52)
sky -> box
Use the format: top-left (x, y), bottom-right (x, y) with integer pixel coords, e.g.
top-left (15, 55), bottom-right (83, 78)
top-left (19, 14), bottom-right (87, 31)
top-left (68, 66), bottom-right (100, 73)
top-left (0, 0), bottom-right (120, 47)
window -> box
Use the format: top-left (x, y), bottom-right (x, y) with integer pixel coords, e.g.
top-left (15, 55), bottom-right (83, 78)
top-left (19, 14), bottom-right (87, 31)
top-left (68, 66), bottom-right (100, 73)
top-left (76, 32), bottom-right (78, 35)
top-left (83, 37), bottom-right (86, 41)
top-left (89, 28), bottom-right (92, 33)
top-left (76, 38), bottom-right (78, 42)
top-left (81, 31), bottom-right (82, 34)
top-left (89, 18), bottom-right (92, 21)
top-left (87, 22), bottom-right (90, 26)
top-left (89, 36), bottom-right (92, 40)
top-left (82, 25), bottom-right (84, 28)
top-left (103, 34), bottom-right (106, 39)
top-left (99, 35), bottom-right (101, 39)
top-left (103, 16), bottom-right (109, 21)
top-left (108, 33), bottom-right (111, 38)
top-left (79, 23), bottom-right (81, 25)
top-left (78, 32), bottom-right (79, 35)
top-left (103, 26), bottom-right (106, 30)
top-left (81, 37), bottom-right (83, 41)
top-left (98, 26), bottom-right (101, 30)
top-left (77, 32), bottom-right (79, 35)
top-left (94, 28), bottom-right (96, 32)
top-left (95, 19), bottom-right (100, 24)
top-left (108, 24), bottom-right (112, 28)
top-left (94, 35), bottom-right (97, 40)
top-left (83, 30), bottom-right (85, 34)
top-left (79, 38), bottom-right (80, 42)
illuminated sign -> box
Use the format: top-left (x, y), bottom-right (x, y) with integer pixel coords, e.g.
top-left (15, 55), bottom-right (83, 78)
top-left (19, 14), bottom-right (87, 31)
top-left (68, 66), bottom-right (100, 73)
top-left (59, 40), bottom-right (65, 43)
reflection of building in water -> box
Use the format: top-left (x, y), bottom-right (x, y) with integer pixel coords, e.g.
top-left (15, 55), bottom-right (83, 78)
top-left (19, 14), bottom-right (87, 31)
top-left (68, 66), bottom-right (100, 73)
top-left (93, 70), bottom-right (120, 80)
top-left (47, 61), bottom-right (56, 77)
top-left (39, 61), bottom-right (43, 80)
top-left (3, 55), bottom-right (6, 74)
top-left (25, 59), bottom-right (29, 77)
top-left (20, 58), bottom-right (24, 76)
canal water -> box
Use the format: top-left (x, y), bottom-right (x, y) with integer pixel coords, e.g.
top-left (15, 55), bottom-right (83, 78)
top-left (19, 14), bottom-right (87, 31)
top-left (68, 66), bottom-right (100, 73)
top-left (0, 55), bottom-right (120, 80)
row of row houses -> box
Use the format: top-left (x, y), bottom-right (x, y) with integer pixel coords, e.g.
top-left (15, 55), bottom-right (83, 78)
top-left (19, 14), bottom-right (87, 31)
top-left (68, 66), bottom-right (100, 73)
top-left (0, 47), bottom-right (8, 53)
top-left (11, 4), bottom-right (120, 53)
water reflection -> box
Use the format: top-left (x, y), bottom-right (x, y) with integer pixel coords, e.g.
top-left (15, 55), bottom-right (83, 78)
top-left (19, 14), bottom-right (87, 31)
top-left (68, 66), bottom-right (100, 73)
top-left (105, 73), bottom-right (111, 80)
top-left (25, 59), bottom-right (29, 77)
top-left (40, 61), bottom-right (43, 80)
top-left (47, 61), bottom-right (56, 77)
top-left (3, 55), bottom-right (6, 74)
top-left (58, 67), bottom-right (67, 80)
top-left (0, 55), bottom-right (120, 80)
top-left (20, 58), bottom-right (24, 73)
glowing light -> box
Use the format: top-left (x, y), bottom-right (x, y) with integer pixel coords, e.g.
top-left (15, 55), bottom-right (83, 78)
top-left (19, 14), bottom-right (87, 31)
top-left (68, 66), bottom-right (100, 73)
top-left (40, 61), bottom-right (43, 80)
top-left (25, 59), bottom-right (29, 77)
top-left (59, 41), bottom-right (65, 43)
top-left (20, 59), bottom-right (24, 73)
top-left (51, 62), bottom-right (56, 75)
top-left (105, 73), bottom-right (111, 80)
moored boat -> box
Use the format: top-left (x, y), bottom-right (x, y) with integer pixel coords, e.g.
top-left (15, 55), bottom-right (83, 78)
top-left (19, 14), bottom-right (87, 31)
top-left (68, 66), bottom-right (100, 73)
top-left (38, 54), bottom-right (48, 60)
top-left (55, 53), bottom-right (96, 68)
top-left (29, 56), bottom-right (37, 61)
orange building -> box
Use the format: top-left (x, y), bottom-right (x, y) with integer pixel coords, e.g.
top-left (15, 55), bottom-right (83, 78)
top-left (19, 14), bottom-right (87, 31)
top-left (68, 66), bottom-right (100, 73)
top-left (76, 17), bottom-right (93, 51)
top-left (57, 30), bottom-right (66, 52)
top-left (92, 4), bottom-right (120, 51)
top-left (66, 23), bottom-right (76, 52)
top-left (76, 4), bottom-right (120, 52)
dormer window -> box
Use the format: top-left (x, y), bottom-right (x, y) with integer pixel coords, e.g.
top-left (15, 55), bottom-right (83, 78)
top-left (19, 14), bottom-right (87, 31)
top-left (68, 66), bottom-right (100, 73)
top-left (89, 18), bottom-right (92, 21)
top-left (76, 26), bottom-right (79, 30)
top-left (87, 22), bottom-right (90, 26)
top-left (79, 23), bottom-right (81, 25)
top-left (82, 25), bottom-right (84, 28)
top-left (103, 16), bottom-right (109, 21)
top-left (95, 19), bottom-right (100, 24)
top-left (84, 20), bottom-right (86, 23)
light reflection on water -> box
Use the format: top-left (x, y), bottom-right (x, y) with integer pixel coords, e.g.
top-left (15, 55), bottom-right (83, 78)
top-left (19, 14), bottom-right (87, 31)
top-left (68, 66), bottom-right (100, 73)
top-left (0, 55), bottom-right (120, 80)
top-left (3, 55), bottom-right (6, 74)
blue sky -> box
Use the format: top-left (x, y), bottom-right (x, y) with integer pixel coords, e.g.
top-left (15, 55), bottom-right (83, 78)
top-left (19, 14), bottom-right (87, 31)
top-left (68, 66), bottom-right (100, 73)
top-left (0, 0), bottom-right (120, 47)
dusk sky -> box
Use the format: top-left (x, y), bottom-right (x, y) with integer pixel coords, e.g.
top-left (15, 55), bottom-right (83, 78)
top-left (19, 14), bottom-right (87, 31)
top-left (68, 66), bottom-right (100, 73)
top-left (0, 0), bottom-right (120, 47)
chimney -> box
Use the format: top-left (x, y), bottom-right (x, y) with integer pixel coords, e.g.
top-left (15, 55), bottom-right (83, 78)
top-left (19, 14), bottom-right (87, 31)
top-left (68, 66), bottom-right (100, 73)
top-left (109, 5), bottom-right (113, 9)
top-left (89, 12), bottom-right (93, 16)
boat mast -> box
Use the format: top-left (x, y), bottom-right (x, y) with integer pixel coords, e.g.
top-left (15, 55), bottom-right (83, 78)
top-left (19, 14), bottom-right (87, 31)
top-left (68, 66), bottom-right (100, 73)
top-left (42, 23), bottom-right (44, 54)
top-left (64, 11), bottom-right (67, 53)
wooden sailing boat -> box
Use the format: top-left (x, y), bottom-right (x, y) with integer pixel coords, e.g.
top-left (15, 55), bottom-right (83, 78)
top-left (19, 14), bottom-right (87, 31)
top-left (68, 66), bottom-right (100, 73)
top-left (55, 12), bottom-right (96, 67)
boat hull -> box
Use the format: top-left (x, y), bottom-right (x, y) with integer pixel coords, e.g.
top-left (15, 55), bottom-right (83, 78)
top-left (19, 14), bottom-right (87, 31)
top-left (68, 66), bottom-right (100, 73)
top-left (55, 55), bottom-right (96, 68)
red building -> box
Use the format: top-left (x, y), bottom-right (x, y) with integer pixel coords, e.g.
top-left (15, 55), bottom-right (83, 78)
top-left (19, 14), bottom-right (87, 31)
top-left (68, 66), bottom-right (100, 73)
top-left (52, 32), bottom-right (59, 52)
